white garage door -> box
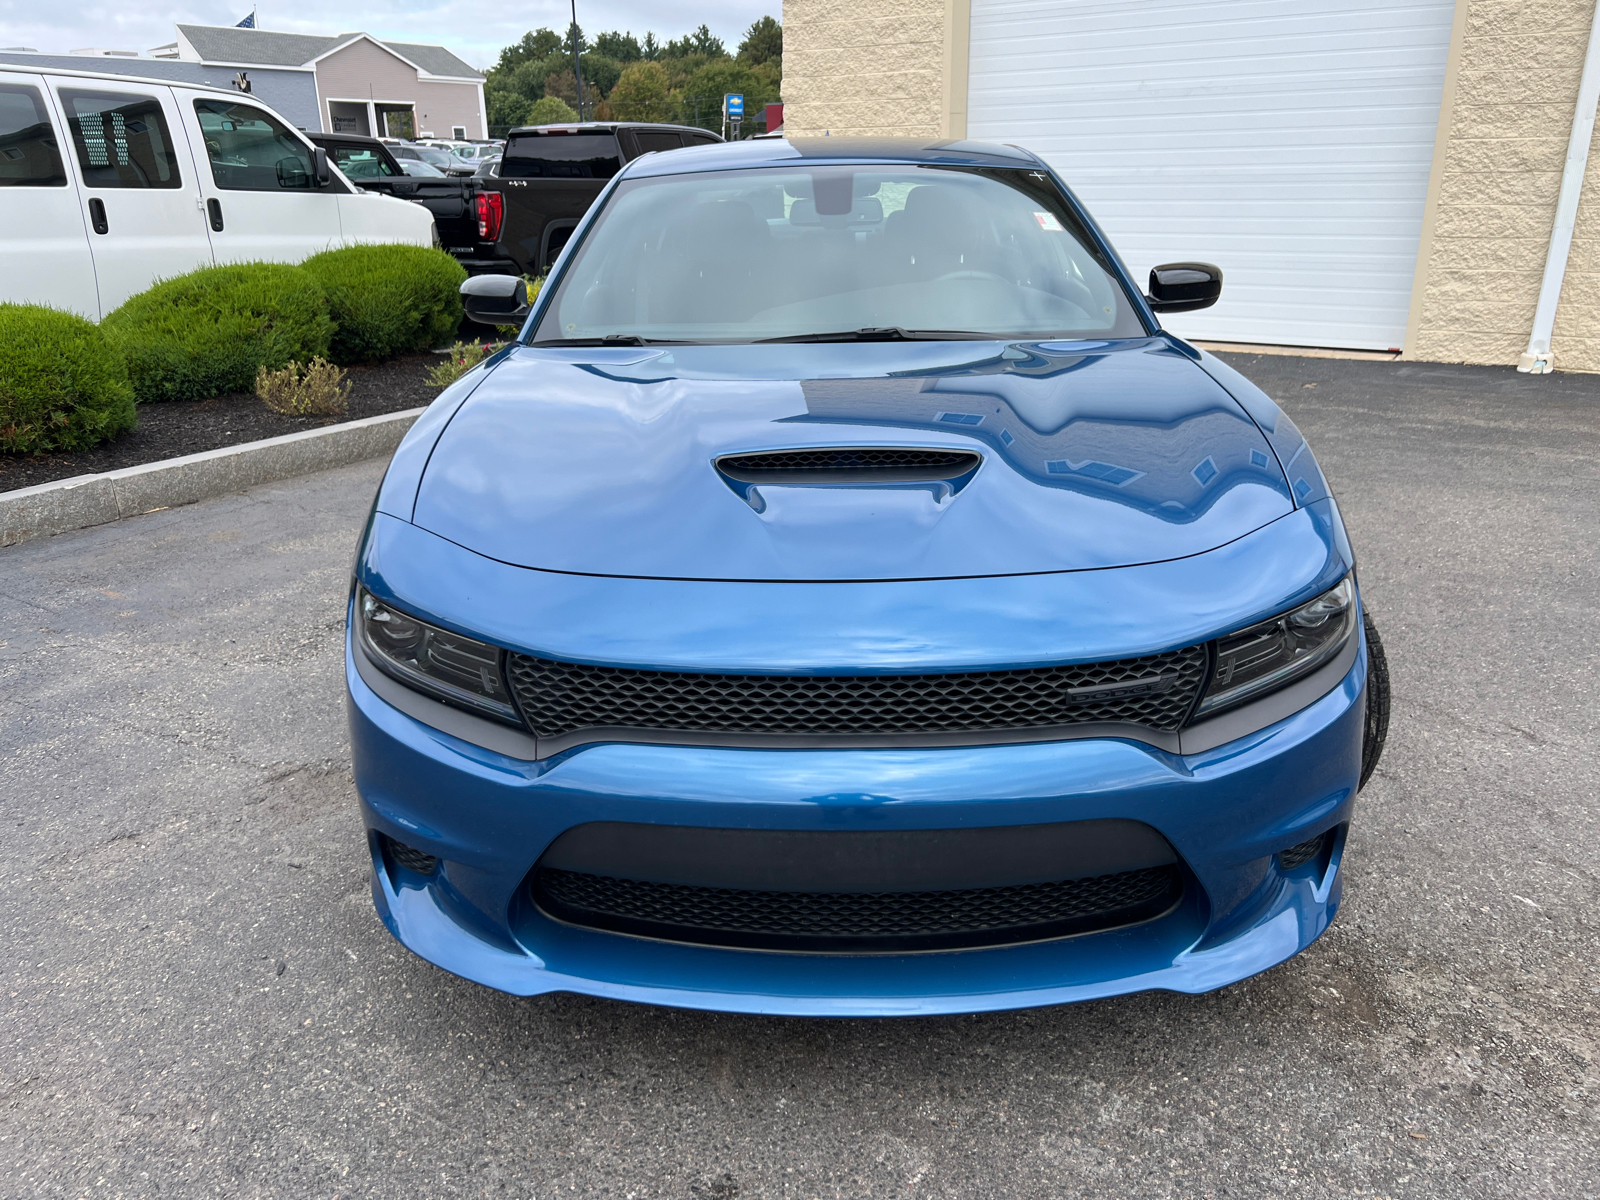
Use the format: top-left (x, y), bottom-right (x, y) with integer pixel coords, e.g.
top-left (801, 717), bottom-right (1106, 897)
top-left (967, 0), bottom-right (1457, 350)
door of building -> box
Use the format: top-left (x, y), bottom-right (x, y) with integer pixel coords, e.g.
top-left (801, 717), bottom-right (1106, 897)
top-left (966, 0), bottom-right (1457, 349)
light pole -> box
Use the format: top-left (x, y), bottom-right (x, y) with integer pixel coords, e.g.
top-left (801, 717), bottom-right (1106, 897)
top-left (570, 0), bottom-right (586, 121)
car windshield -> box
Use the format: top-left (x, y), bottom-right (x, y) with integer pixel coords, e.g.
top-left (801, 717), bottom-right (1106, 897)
top-left (410, 146), bottom-right (452, 168)
top-left (532, 165), bottom-right (1147, 343)
top-left (399, 159), bottom-right (445, 177)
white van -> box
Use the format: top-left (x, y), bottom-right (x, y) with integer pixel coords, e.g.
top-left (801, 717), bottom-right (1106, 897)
top-left (0, 64), bottom-right (435, 321)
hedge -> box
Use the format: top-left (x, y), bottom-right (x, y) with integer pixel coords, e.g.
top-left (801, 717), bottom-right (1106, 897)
top-left (301, 244), bottom-right (467, 365)
top-left (103, 263), bottom-right (334, 403)
top-left (0, 304), bottom-right (136, 454)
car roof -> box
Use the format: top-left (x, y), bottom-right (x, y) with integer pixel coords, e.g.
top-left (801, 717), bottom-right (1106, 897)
top-left (505, 121), bottom-right (722, 140)
top-left (620, 136), bottom-right (1042, 179)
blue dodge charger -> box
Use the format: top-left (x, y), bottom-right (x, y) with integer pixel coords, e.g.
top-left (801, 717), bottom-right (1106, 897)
top-left (347, 137), bottom-right (1390, 1015)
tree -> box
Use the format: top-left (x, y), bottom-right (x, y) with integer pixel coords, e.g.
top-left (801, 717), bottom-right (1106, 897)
top-left (609, 61), bottom-right (671, 122)
top-left (594, 31), bottom-right (642, 62)
top-left (564, 22), bottom-right (587, 55)
top-left (665, 24), bottom-right (725, 59)
top-left (491, 28), bottom-right (562, 75)
top-left (737, 17), bottom-right (781, 66)
top-left (580, 52), bottom-right (622, 97)
top-left (681, 60), bottom-right (775, 134)
top-left (526, 95), bottom-right (579, 125)
top-left (641, 32), bottom-right (661, 60)
top-left (485, 83), bottom-right (531, 133)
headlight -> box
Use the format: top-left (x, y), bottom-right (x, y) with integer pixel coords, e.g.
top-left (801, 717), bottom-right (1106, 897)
top-left (355, 587), bottom-right (520, 723)
top-left (1195, 576), bottom-right (1355, 718)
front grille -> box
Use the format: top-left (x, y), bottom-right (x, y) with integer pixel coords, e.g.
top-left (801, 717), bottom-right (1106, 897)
top-left (718, 447), bottom-right (980, 476)
top-left (381, 834), bottom-right (439, 875)
top-left (505, 645), bottom-right (1209, 741)
top-left (1279, 831), bottom-right (1329, 871)
top-left (533, 863), bottom-right (1183, 952)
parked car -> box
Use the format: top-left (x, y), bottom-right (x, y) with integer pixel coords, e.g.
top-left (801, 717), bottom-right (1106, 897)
top-left (348, 137), bottom-right (1391, 1015)
top-left (481, 122), bottom-right (723, 275)
top-left (0, 64), bottom-right (434, 319)
top-left (390, 141), bottom-right (475, 177)
top-left (306, 132), bottom-right (515, 275)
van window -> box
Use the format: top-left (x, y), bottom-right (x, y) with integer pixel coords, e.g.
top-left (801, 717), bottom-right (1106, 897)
top-left (194, 99), bottom-right (315, 191)
top-left (0, 84), bottom-right (66, 187)
top-left (57, 89), bottom-right (181, 189)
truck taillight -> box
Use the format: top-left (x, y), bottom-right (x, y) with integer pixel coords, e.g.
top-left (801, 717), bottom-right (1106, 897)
top-left (475, 191), bottom-right (503, 241)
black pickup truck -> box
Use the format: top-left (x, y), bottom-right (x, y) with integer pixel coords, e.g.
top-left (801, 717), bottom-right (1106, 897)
top-left (307, 132), bottom-right (517, 275)
top-left (481, 123), bottom-right (723, 276)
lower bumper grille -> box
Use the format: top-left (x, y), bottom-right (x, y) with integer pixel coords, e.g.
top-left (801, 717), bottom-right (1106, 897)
top-left (1278, 830), bottom-right (1331, 871)
top-left (533, 863), bottom-right (1183, 952)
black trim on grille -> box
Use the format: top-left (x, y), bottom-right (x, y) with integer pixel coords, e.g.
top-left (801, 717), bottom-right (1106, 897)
top-left (532, 863), bottom-right (1184, 952)
top-left (717, 447), bottom-right (982, 485)
top-left (505, 645), bottom-right (1210, 747)
top-left (1278, 831), bottom-right (1330, 872)
top-left (380, 833), bottom-right (439, 876)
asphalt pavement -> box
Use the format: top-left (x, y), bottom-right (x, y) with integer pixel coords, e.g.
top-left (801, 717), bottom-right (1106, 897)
top-left (2, 352), bottom-right (1598, 1198)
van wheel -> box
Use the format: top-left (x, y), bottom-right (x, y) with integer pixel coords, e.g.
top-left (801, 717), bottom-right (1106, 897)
top-left (1359, 610), bottom-right (1391, 791)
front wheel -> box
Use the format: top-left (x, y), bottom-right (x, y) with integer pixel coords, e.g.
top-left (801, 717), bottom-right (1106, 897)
top-left (1359, 610), bottom-right (1391, 791)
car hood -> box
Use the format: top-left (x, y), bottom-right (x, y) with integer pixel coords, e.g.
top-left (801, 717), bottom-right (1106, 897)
top-left (411, 337), bottom-right (1295, 581)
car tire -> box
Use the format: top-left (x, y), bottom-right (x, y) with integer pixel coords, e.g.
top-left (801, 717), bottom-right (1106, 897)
top-left (1359, 609), bottom-right (1391, 791)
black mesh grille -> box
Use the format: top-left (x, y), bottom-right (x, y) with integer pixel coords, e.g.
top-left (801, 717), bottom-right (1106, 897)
top-left (718, 447), bottom-right (979, 475)
top-left (1279, 831), bottom-right (1329, 871)
top-left (505, 646), bottom-right (1208, 741)
top-left (534, 864), bottom-right (1183, 951)
top-left (382, 834), bottom-right (439, 875)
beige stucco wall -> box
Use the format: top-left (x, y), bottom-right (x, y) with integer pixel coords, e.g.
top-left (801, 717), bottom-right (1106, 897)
top-left (315, 39), bottom-right (484, 140)
top-left (782, 0), bottom-right (947, 136)
top-left (1408, 0), bottom-right (1600, 370)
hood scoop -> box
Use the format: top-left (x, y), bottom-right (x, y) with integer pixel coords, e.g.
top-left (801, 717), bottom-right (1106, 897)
top-left (716, 447), bottom-right (983, 486)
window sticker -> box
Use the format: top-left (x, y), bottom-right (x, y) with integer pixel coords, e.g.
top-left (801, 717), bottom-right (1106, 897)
top-left (1033, 211), bottom-right (1064, 232)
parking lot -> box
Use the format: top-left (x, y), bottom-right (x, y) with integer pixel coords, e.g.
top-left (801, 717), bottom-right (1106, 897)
top-left (3, 351), bottom-right (1598, 1198)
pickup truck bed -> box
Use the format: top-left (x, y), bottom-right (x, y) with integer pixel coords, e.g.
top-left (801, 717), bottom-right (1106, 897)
top-left (308, 132), bottom-right (516, 275)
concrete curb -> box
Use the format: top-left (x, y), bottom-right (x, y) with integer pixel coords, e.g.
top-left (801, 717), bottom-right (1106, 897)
top-left (0, 406), bottom-right (425, 548)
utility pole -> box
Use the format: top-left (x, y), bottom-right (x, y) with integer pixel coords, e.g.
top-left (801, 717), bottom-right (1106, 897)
top-left (569, 0), bottom-right (586, 121)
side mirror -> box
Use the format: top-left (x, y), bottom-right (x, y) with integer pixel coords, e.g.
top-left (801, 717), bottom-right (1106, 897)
top-left (460, 274), bottom-right (530, 326)
top-left (275, 155), bottom-right (310, 189)
top-left (313, 146), bottom-right (331, 188)
top-left (1147, 262), bottom-right (1222, 313)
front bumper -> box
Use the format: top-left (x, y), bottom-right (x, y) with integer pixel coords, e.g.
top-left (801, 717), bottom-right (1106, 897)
top-left (347, 626), bottom-right (1365, 1016)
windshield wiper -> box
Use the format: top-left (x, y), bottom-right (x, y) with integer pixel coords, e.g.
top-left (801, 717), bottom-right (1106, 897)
top-left (757, 327), bottom-right (999, 343)
top-left (530, 334), bottom-right (690, 347)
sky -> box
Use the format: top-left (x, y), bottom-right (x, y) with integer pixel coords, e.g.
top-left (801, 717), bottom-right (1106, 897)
top-left (0, 0), bottom-right (778, 70)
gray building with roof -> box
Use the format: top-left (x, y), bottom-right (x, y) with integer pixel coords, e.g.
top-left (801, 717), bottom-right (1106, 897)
top-left (0, 50), bottom-right (319, 129)
top-left (150, 24), bottom-right (485, 138)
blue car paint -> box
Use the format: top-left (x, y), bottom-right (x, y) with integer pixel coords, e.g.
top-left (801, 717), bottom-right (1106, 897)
top-left (349, 137), bottom-right (1367, 1012)
top-left (347, 613), bottom-right (1363, 1015)
top-left (407, 339), bottom-right (1295, 581)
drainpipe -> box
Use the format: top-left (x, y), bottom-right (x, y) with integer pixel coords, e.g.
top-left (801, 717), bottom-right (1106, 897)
top-left (1519, 0), bottom-right (1600, 373)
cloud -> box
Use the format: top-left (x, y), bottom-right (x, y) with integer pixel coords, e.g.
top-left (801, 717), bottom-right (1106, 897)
top-left (0, 0), bottom-right (777, 69)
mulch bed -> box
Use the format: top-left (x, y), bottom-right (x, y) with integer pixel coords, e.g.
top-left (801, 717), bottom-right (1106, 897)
top-left (0, 354), bottom-right (447, 494)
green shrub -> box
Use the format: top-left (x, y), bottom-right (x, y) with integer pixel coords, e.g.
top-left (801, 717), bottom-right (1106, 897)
top-left (0, 304), bottom-right (136, 454)
top-left (103, 263), bottom-right (334, 403)
top-left (300, 244), bottom-right (468, 365)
